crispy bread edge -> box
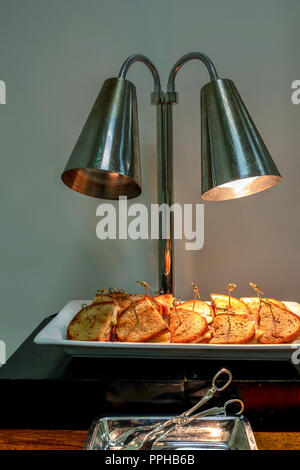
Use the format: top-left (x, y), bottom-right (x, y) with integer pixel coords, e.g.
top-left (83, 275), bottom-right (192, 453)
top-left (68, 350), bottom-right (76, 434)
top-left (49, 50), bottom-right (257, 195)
top-left (210, 315), bottom-right (255, 344)
top-left (67, 301), bottom-right (115, 341)
top-left (258, 300), bottom-right (300, 344)
top-left (169, 309), bottom-right (208, 343)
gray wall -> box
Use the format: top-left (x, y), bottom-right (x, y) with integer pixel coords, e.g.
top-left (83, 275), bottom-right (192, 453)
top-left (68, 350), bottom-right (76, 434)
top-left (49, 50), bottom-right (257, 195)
top-left (0, 0), bottom-right (299, 359)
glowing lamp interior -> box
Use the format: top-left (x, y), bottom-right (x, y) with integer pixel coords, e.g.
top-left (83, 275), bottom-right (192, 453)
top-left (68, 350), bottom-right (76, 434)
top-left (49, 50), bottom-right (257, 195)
top-left (202, 174), bottom-right (282, 201)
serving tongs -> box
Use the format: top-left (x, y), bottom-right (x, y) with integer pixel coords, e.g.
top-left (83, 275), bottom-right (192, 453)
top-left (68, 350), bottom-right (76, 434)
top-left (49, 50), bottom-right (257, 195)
top-left (151, 398), bottom-right (244, 450)
top-left (107, 368), bottom-right (240, 450)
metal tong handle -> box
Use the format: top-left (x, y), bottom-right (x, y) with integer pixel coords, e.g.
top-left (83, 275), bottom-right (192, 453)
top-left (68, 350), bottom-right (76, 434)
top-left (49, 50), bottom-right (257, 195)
top-left (133, 368), bottom-right (233, 441)
top-left (110, 368), bottom-right (232, 449)
top-left (182, 368), bottom-right (232, 418)
top-left (152, 399), bottom-right (245, 446)
top-left (179, 398), bottom-right (244, 426)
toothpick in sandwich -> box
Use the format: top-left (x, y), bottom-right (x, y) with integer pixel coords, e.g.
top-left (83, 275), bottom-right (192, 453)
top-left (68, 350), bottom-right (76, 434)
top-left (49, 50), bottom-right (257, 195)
top-left (226, 283), bottom-right (237, 311)
top-left (191, 282), bottom-right (201, 312)
top-left (136, 281), bottom-right (151, 297)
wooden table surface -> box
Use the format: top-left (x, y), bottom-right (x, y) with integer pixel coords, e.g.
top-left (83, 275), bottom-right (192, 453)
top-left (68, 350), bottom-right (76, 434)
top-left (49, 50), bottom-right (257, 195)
top-left (0, 430), bottom-right (299, 450)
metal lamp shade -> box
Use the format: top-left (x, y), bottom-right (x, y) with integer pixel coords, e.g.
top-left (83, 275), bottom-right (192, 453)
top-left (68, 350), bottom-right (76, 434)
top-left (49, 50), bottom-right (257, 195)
top-left (201, 79), bottom-right (281, 201)
top-left (61, 77), bottom-right (141, 199)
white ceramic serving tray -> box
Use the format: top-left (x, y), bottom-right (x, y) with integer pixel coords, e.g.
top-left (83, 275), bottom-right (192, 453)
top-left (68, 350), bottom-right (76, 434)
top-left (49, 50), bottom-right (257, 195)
top-left (34, 300), bottom-right (300, 360)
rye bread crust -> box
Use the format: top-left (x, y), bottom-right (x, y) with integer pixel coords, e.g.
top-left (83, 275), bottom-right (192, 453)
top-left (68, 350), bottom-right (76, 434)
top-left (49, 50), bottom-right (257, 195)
top-left (210, 314), bottom-right (255, 344)
top-left (169, 309), bottom-right (208, 343)
top-left (258, 300), bottom-right (300, 344)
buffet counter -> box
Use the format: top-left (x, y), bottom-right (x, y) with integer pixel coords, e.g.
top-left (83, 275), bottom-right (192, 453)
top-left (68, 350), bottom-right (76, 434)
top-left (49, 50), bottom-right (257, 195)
top-left (0, 316), bottom-right (299, 451)
top-left (0, 430), bottom-right (300, 450)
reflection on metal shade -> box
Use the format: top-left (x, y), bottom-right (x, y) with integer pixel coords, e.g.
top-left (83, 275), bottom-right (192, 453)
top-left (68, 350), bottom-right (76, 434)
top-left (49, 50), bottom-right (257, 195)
top-left (61, 77), bottom-right (141, 199)
top-left (201, 79), bottom-right (281, 201)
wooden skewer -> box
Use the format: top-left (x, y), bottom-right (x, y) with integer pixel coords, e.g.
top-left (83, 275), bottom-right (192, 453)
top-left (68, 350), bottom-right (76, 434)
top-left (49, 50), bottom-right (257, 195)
top-left (173, 299), bottom-right (182, 329)
top-left (258, 297), bottom-right (283, 339)
top-left (249, 282), bottom-right (265, 326)
top-left (121, 291), bottom-right (139, 324)
top-left (225, 283), bottom-right (236, 339)
top-left (226, 283), bottom-right (236, 310)
top-left (97, 288), bottom-right (107, 294)
top-left (249, 282), bottom-right (264, 308)
top-left (249, 283), bottom-right (282, 337)
top-left (191, 282), bottom-right (201, 311)
top-left (136, 281), bottom-right (150, 297)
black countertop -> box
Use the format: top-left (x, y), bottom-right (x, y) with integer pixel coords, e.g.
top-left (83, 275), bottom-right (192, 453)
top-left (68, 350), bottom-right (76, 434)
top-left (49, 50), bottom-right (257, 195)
top-left (0, 315), bottom-right (299, 430)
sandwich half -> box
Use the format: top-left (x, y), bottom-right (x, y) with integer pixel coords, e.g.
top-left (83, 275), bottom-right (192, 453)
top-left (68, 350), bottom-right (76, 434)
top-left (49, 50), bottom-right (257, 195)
top-left (210, 314), bottom-right (255, 344)
top-left (169, 308), bottom-right (208, 343)
top-left (180, 300), bottom-right (214, 324)
top-left (241, 297), bottom-right (289, 323)
top-left (257, 301), bottom-right (300, 344)
top-left (153, 294), bottom-right (175, 316)
top-left (210, 294), bottom-right (250, 316)
top-left (67, 301), bottom-right (117, 341)
top-left (115, 297), bottom-right (169, 342)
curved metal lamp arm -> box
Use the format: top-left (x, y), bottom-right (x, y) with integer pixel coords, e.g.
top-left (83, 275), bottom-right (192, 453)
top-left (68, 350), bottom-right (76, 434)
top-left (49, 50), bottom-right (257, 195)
top-left (167, 52), bottom-right (218, 92)
top-left (118, 54), bottom-right (161, 92)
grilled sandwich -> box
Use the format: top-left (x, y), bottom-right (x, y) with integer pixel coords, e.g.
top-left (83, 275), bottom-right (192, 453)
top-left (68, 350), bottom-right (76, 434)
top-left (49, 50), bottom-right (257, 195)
top-left (210, 314), bottom-right (255, 344)
top-left (210, 294), bottom-right (250, 316)
top-left (241, 297), bottom-right (289, 322)
top-left (180, 300), bottom-right (214, 324)
top-left (115, 297), bottom-right (169, 342)
top-left (257, 301), bottom-right (300, 343)
top-left (67, 286), bottom-right (300, 346)
top-left (67, 301), bottom-right (117, 341)
top-left (169, 308), bottom-right (208, 343)
top-left (153, 294), bottom-right (174, 316)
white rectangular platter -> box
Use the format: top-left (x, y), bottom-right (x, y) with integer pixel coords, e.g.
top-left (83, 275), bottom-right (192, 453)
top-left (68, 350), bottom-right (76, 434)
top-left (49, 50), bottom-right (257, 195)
top-left (34, 300), bottom-right (300, 360)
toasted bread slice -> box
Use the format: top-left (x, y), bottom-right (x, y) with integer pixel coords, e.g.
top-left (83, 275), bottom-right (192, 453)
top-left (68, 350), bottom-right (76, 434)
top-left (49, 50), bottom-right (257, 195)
top-left (169, 309), bottom-right (208, 343)
top-left (241, 297), bottom-right (290, 321)
top-left (147, 297), bottom-right (163, 316)
top-left (181, 300), bottom-right (214, 323)
top-left (115, 297), bottom-right (169, 342)
top-left (67, 301), bottom-right (116, 341)
top-left (153, 294), bottom-right (175, 316)
top-left (210, 314), bottom-right (255, 344)
top-left (258, 301), bottom-right (300, 344)
top-left (210, 294), bottom-right (250, 316)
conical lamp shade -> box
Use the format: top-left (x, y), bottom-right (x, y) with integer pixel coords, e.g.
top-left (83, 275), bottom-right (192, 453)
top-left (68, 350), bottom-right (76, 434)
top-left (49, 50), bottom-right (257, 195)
top-left (201, 79), bottom-right (281, 201)
top-left (61, 77), bottom-right (141, 199)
